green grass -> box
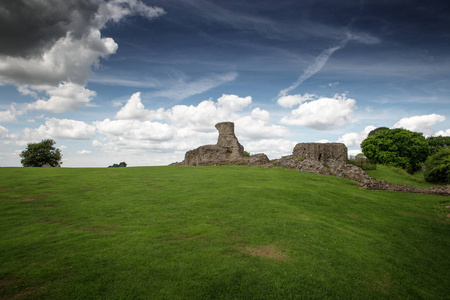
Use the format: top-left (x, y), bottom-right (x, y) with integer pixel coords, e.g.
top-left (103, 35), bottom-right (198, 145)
top-left (1, 166), bottom-right (449, 299)
top-left (366, 165), bottom-right (435, 188)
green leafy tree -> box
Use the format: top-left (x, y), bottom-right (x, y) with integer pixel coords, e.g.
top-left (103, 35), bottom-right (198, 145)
top-left (20, 139), bottom-right (62, 167)
top-left (424, 147), bottom-right (450, 183)
top-left (361, 128), bottom-right (429, 172)
top-left (367, 127), bottom-right (389, 137)
top-left (427, 136), bottom-right (450, 155)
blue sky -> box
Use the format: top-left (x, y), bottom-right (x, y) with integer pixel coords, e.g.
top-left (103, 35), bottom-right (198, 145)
top-left (1, 0), bottom-right (449, 167)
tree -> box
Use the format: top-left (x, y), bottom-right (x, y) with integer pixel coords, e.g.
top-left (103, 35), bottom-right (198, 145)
top-left (426, 136), bottom-right (450, 155)
top-left (361, 128), bottom-right (429, 172)
top-left (20, 139), bottom-right (62, 167)
top-left (424, 147), bottom-right (450, 183)
top-left (367, 127), bottom-right (389, 137)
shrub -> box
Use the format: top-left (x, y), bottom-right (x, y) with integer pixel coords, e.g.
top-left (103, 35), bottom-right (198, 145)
top-left (427, 136), bottom-right (450, 155)
top-left (243, 151), bottom-right (250, 157)
top-left (109, 162), bottom-right (127, 168)
top-left (424, 148), bottom-right (450, 183)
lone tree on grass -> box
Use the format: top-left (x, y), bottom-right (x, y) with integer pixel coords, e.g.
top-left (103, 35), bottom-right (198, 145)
top-left (361, 128), bottom-right (429, 173)
top-left (20, 139), bottom-right (62, 167)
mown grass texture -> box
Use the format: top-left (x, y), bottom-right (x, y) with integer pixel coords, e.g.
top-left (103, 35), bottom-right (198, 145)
top-left (0, 166), bottom-right (449, 299)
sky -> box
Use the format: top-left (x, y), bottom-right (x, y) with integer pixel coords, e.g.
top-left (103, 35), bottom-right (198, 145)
top-left (1, 0), bottom-right (449, 167)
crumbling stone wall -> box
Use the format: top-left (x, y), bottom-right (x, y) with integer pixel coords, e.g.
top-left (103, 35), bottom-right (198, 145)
top-left (175, 122), bottom-right (269, 166)
top-left (293, 143), bottom-right (348, 163)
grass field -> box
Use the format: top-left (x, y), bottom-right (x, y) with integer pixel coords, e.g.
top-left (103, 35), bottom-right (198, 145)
top-left (1, 166), bottom-right (449, 299)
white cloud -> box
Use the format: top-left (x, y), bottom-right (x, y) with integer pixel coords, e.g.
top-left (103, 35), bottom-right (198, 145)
top-left (94, 93), bottom-right (291, 157)
top-left (244, 139), bottom-right (296, 159)
top-left (217, 94), bottom-right (252, 112)
top-left (116, 92), bottom-right (151, 120)
top-left (25, 82), bottom-right (97, 113)
top-left (277, 94), bottom-right (315, 108)
top-left (0, 125), bottom-right (9, 139)
top-left (0, 0), bottom-right (165, 119)
top-left (0, 109), bottom-right (16, 122)
top-left (77, 150), bottom-right (92, 155)
top-left (23, 118), bottom-right (96, 141)
top-left (338, 125), bottom-right (376, 147)
top-left (95, 119), bottom-right (175, 141)
top-left (0, 29), bottom-right (118, 86)
top-left (435, 129), bottom-right (450, 136)
top-left (393, 114), bottom-right (446, 135)
top-left (236, 108), bottom-right (290, 139)
top-left (280, 94), bottom-right (357, 130)
top-left (96, 0), bottom-right (166, 25)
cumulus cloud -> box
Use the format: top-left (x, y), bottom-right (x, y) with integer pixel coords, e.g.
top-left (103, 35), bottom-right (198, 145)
top-left (338, 125), bottom-right (376, 147)
top-left (0, 109), bottom-right (17, 123)
top-left (95, 119), bottom-right (175, 141)
top-left (0, 0), bottom-right (98, 58)
top-left (116, 92), bottom-right (150, 120)
top-left (217, 94), bottom-right (252, 112)
top-left (0, 0), bottom-right (165, 59)
top-left (435, 129), bottom-right (450, 136)
top-left (280, 94), bottom-right (357, 130)
top-left (25, 82), bottom-right (97, 113)
top-left (236, 108), bottom-right (290, 140)
top-left (277, 94), bottom-right (316, 108)
top-left (0, 29), bottom-right (118, 86)
top-left (0, 0), bottom-right (165, 115)
top-left (393, 114), bottom-right (446, 135)
top-left (97, 93), bottom-right (290, 155)
top-left (23, 118), bottom-right (96, 140)
top-left (244, 139), bottom-right (296, 159)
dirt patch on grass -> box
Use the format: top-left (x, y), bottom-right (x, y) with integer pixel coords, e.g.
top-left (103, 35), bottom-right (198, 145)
top-left (239, 244), bottom-right (288, 260)
top-left (347, 213), bottom-right (362, 220)
top-left (0, 277), bottom-right (44, 300)
top-left (21, 198), bottom-right (36, 202)
top-left (352, 193), bottom-right (369, 198)
top-left (446, 213), bottom-right (450, 219)
top-left (150, 186), bottom-right (164, 190)
top-left (76, 226), bottom-right (115, 234)
top-left (292, 214), bottom-right (310, 221)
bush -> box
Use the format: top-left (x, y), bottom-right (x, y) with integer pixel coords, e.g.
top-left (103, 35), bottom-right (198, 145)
top-left (424, 148), bottom-right (450, 183)
top-left (348, 156), bottom-right (377, 171)
top-left (427, 136), bottom-right (450, 155)
top-left (243, 151), bottom-right (250, 157)
top-left (109, 162), bottom-right (127, 168)
top-left (20, 139), bottom-right (62, 167)
top-left (361, 128), bottom-right (429, 173)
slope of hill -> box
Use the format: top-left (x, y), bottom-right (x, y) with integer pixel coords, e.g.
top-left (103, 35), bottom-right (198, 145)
top-left (0, 166), bottom-right (448, 299)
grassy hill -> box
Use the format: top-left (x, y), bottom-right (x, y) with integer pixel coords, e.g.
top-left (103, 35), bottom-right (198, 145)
top-left (366, 165), bottom-right (436, 188)
top-left (1, 166), bottom-right (449, 299)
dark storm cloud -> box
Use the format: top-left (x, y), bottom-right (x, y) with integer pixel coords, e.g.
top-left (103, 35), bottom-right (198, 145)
top-left (0, 0), bottom-right (99, 58)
